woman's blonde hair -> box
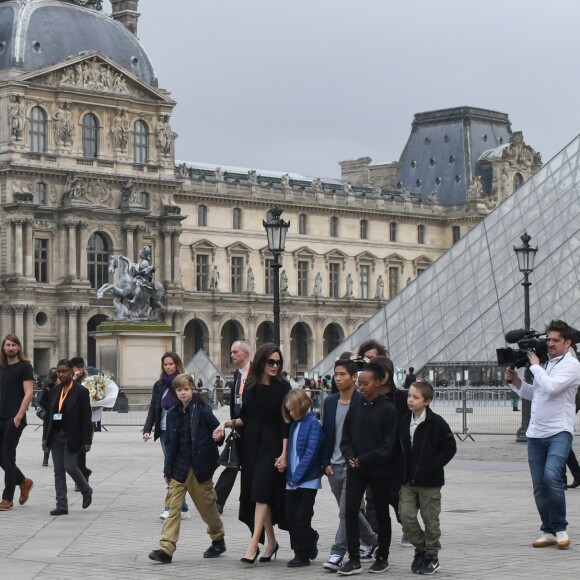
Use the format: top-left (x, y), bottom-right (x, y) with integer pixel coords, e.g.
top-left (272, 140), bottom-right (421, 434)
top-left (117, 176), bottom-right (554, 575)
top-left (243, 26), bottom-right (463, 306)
top-left (282, 389), bottom-right (312, 423)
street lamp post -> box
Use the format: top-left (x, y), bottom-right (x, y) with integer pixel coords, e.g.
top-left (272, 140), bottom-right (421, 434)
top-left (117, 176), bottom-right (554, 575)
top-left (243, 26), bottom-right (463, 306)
top-left (513, 231), bottom-right (538, 442)
top-left (263, 207), bottom-right (290, 346)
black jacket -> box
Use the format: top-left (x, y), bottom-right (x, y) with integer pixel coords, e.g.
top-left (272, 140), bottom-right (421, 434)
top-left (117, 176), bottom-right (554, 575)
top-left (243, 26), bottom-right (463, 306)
top-left (383, 387), bottom-right (409, 420)
top-left (398, 406), bottom-right (456, 487)
top-left (341, 395), bottom-right (397, 477)
top-left (143, 379), bottom-right (177, 440)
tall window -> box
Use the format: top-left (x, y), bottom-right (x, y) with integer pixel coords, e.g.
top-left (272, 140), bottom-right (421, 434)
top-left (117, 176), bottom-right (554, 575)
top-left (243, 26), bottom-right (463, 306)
top-left (452, 225), bottom-right (460, 244)
top-left (360, 265), bottom-right (370, 299)
top-left (35, 182), bottom-right (46, 205)
top-left (233, 208), bottom-right (242, 230)
top-left (231, 256), bottom-right (243, 293)
top-left (29, 106), bottom-right (47, 153)
top-left (82, 113), bottom-right (99, 158)
top-left (34, 238), bottom-right (49, 283)
top-left (299, 214), bottom-right (307, 235)
top-left (329, 263), bottom-right (340, 298)
top-left (330, 216), bottom-right (339, 237)
top-left (198, 204), bottom-right (207, 226)
top-left (297, 260), bottom-right (309, 296)
top-left (417, 224), bottom-right (425, 245)
top-left (196, 255), bottom-right (209, 290)
top-left (388, 266), bottom-right (399, 299)
top-left (360, 219), bottom-right (368, 240)
top-left (140, 191), bottom-right (149, 209)
top-left (265, 259), bottom-right (274, 294)
top-left (513, 172), bottom-right (524, 192)
top-left (87, 232), bottom-right (109, 289)
top-left (389, 222), bottom-right (397, 242)
top-left (134, 120), bottom-right (148, 164)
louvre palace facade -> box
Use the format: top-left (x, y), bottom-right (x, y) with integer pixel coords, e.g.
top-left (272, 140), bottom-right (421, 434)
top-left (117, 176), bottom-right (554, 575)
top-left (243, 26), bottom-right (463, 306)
top-left (0, 1), bottom-right (541, 379)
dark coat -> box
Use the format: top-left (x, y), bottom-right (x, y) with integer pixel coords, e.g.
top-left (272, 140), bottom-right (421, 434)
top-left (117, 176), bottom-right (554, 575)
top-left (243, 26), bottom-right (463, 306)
top-left (143, 378), bottom-right (177, 440)
top-left (239, 379), bottom-right (291, 533)
top-left (229, 368), bottom-right (241, 420)
top-left (286, 411), bottom-right (325, 486)
top-left (321, 390), bottom-right (361, 468)
top-left (164, 397), bottom-right (221, 483)
top-left (383, 387), bottom-right (409, 420)
top-left (398, 406), bottom-right (457, 487)
top-left (43, 381), bottom-right (93, 453)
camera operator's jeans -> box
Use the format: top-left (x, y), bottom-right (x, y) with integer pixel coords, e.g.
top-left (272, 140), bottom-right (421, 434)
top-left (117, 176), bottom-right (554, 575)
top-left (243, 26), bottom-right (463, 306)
top-left (527, 431), bottom-right (572, 533)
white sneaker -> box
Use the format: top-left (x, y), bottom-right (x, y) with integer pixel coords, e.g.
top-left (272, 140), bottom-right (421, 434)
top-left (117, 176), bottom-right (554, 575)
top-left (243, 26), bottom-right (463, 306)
top-left (532, 532), bottom-right (557, 547)
top-left (556, 531), bottom-right (570, 549)
top-left (159, 510), bottom-right (169, 520)
top-left (323, 553), bottom-right (343, 571)
top-left (180, 511), bottom-right (190, 520)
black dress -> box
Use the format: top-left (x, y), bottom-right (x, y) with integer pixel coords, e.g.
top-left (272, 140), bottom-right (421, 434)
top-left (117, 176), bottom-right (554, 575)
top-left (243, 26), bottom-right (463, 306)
top-left (239, 379), bottom-right (291, 534)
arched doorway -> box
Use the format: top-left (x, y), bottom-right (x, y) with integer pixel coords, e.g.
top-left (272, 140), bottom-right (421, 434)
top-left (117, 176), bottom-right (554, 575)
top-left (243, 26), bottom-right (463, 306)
top-left (87, 314), bottom-right (109, 368)
top-left (323, 323), bottom-right (344, 356)
top-left (221, 320), bottom-right (245, 374)
top-left (183, 318), bottom-right (209, 363)
top-left (256, 321), bottom-right (274, 350)
top-left (290, 322), bottom-right (312, 378)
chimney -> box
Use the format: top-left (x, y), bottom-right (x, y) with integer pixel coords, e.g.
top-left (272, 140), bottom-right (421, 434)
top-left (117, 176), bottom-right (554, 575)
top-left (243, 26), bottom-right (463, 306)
top-left (110, 0), bottom-right (140, 36)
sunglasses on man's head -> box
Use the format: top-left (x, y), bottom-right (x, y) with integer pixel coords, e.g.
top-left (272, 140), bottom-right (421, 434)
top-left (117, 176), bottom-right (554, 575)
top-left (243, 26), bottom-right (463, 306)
top-left (266, 359), bottom-right (280, 367)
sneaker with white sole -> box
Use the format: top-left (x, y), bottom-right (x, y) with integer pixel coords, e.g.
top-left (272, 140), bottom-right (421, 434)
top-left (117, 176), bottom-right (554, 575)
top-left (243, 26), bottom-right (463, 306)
top-left (418, 558), bottom-right (440, 575)
top-left (532, 532), bottom-right (557, 547)
top-left (159, 510), bottom-right (169, 520)
top-left (180, 511), bottom-right (190, 520)
top-left (369, 557), bottom-right (389, 574)
top-left (323, 553), bottom-right (343, 571)
top-left (361, 544), bottom-right (377, 559)
top-left (336, 559), bottom-right (362, 576)
top-left (556, 531), bottom-right (570, 549)
top-left (401, 533), bottom-right (413, 547)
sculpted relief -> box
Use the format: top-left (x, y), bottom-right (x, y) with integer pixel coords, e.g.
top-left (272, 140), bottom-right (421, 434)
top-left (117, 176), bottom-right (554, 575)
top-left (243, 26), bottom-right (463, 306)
top-left (63, 175), bottom-right (113, 207)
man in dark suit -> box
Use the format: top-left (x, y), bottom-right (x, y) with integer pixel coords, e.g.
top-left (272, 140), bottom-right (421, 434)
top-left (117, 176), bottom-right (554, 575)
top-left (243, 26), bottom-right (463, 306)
top-left (214, 340), bottom-right (251, 513)
top-left (403, 367), bottom-right (416, 390)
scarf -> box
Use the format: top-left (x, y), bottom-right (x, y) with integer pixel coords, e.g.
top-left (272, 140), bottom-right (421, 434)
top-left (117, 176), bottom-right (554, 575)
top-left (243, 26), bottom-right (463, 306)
top-left (161, 371), bottom-right (179, 410)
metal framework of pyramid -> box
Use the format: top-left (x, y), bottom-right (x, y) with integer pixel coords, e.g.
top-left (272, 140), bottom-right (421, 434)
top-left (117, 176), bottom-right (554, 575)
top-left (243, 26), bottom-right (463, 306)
top-left (311, 135), bottom-right (580, 377)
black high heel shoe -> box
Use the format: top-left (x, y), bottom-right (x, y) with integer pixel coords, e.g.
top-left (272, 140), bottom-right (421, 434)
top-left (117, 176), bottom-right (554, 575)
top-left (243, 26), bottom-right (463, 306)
top-left (241, 547), bottom-right (260, 565)
top-left (259, 541), bottom-right (279, 562)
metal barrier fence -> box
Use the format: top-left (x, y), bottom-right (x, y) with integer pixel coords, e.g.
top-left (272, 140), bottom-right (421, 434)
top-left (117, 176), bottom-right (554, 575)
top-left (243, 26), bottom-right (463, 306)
top-left (27, 385), bottom-right (580, 438)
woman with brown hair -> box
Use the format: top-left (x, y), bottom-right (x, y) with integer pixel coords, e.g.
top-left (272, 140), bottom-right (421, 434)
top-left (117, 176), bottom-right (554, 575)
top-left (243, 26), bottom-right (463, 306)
top-left (214, 343), bottom-right (291, 564)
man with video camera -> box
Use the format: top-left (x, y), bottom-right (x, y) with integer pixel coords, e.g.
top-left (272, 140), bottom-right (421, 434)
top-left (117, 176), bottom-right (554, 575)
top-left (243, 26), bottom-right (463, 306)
top-left (506, 319), bottom-right (580, 550)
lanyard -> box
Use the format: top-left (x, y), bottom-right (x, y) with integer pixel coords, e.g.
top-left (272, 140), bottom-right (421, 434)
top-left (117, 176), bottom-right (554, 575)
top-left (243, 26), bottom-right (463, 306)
top-left (238, 366), bottom-right (250, 396)
top-left (58, 383), bottom-right (73, 413)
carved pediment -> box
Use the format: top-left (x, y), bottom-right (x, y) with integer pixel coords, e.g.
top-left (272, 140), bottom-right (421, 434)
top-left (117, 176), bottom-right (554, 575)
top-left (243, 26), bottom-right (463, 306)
top-left (190, 239), bottom-right (218, 262)
top-left (62, 174), bottom-right (115, 208)
top-left (20, 52), bottom-right (174, 103)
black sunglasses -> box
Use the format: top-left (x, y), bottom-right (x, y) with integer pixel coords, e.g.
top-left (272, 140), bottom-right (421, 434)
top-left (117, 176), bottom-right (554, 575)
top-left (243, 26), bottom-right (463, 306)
top-left (266, 358), bottom-right (281, 367)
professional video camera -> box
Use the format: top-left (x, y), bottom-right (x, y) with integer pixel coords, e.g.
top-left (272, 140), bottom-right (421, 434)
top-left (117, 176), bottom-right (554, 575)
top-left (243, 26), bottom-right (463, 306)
top-left (496, 329), bottom-right (549, 369)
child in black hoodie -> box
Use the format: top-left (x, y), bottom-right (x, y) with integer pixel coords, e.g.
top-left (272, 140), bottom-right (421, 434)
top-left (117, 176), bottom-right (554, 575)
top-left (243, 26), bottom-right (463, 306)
top-left (338, 360), bottom-right (397, 576)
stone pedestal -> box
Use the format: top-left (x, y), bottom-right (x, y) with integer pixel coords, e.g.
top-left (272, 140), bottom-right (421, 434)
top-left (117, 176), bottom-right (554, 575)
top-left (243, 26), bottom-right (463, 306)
top-left (90, 321), bottom-right (178, 405)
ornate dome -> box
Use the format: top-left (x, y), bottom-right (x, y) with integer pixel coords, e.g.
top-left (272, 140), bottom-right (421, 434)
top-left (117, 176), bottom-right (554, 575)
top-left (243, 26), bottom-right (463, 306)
top-left (0, 0), bottom-right (157, 85)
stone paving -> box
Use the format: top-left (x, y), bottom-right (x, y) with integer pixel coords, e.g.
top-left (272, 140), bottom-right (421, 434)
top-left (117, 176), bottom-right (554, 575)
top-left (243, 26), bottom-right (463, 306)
top-left (1, 410), bottom-right (579, 579)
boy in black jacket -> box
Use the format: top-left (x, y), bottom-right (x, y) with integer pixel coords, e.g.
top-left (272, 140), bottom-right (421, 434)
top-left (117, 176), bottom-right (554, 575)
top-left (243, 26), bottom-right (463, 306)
top-left (148, 374), bottom-right (225, 564)
top-left (399, 382), bottom-right (456, 575)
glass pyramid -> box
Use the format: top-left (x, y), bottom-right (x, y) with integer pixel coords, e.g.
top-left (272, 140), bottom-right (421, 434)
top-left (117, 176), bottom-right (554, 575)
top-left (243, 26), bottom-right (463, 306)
top-left (311, 135), bottom-right (580, 377)
top-left (185, 349), bottom-right (223, 392)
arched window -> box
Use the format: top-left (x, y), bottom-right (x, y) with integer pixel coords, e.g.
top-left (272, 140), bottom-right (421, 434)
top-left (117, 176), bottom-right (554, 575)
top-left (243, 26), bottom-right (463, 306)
top-left (299, 214), bottom-right (307, 235)
top-left (82, 113), bottom-right (99, 158)
top-left (360, 219), bottom-right (368, 240)
top-left (29, 106), bottom-right (47, 153)
top-left (389, 222), bottom-right (397, 242)
top-left (87, 232), bottom-right (110, 289)
top-left (417, 224), bottom-right (425, 245)
top-left (513, 172), bottom-right (524, 192)
top-left (198, 204), bottom-right (207, 227)
top-left (134, 120), bottom-right (148, 164)
top-left (233, 207), bottom-right (242, 230)
top-left (330, 216), bottom-right (339, 237)
top-left (35, 182), bottom-right (46, 205)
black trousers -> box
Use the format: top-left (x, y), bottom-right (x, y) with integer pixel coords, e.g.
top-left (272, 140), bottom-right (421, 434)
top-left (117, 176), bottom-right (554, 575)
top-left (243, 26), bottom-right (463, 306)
top-left (0, 418), bottom-right (26, 501)
top-left (285, 488), bottom-right (318, 559)
top-left (567, 448), bottom-right (580, 480)
top-left (365, 482), bottom-right (401, 532)
top-left (214, 466), bottom-right (238, 508)
top-left (345, 469), bottom-right (391, 560)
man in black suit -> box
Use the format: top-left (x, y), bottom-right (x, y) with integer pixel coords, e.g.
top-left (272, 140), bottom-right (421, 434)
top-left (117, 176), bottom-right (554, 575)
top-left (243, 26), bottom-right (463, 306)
top-left (214, 340), bottom-right (251, 513)
top-left (403, 367), bottom-right (416, 390)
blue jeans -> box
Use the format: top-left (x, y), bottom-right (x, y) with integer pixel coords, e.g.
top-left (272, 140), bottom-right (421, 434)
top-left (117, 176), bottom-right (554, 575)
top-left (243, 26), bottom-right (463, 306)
top-left (159, 430), bottom-right (188, 513)
top-left (527, 431), bottom-right (572, 533)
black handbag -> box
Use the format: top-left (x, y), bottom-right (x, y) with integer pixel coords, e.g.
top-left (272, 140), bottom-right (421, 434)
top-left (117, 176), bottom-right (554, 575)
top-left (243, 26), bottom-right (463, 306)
top-left (36, 406), bottom-right (46, 421)
top-left (218, 427), bottom-right (241, 469)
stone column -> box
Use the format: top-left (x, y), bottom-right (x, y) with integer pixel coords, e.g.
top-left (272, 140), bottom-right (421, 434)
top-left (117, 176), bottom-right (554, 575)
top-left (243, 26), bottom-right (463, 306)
top-left (79, 307), bottom-right (90, 360)
top-left (57, 307), bottom-right (67, 356)
top-left (78, 222), bottom-right (88, 281)
top-left (172, 230), bottom-right (181, 285)
top-left (312, 317), bottom-right (325, 367)
top-left (67, 307), bottom-right (78, 357)
top-left (56, 224), bottom-right (67, 281)
top-left (24, 305), bottom-right (36, 357)
top-left (14, 220), bottom-right (24, 277)
top-left (163, 231), bottom-right (172, 283)
top-left (67, 223), bottom-right (77, 280)
top-left (281, 314), bottom-right (292, 363)
top-left (13, 305), bottom-right (25, 341)
top-left (24, 219), bottom-right (34, 278)
top-left (5, 220), bottom-right (13, 275)
top-left (124, 225), bottom-right (135, 262)
top-left (247, 314), bottom-right (257, 357)
top-left (211, 313), bottom-right (223, 365)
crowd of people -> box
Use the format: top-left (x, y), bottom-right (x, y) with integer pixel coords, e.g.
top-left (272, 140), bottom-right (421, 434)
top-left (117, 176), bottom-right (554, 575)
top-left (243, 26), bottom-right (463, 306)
top-left (1, 319), bottom-right (579, 575)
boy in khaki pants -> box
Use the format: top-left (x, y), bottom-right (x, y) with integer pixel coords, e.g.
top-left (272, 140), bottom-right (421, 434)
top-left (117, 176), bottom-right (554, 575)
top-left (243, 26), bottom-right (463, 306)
top-left (149, 374), bottom-right (225, 563)
top-left (398, 382), bottom-right (456, 575)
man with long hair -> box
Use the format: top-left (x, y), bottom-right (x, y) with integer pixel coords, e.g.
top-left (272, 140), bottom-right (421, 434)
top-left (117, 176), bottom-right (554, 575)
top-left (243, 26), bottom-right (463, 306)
top-left (0, 334), bottom-right (34, 511)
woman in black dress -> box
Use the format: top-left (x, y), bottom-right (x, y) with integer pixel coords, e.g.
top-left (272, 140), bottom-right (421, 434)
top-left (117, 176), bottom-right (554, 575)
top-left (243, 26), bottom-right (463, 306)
top-left (214, 343), bottom-right (291, 564)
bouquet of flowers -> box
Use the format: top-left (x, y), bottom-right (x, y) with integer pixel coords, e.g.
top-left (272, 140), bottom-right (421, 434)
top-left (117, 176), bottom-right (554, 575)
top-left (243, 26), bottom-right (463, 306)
top-left (84, 374), bottom-right (119, 409)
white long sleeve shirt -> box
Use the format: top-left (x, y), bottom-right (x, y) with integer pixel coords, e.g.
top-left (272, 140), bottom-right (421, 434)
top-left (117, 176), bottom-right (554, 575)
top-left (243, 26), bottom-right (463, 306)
top-left (511, 350), bottom-right (580, 438)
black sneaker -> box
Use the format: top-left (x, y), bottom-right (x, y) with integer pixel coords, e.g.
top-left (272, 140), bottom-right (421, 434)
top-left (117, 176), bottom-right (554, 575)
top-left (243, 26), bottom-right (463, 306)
top-left (82, 488), bottom-right (93, 509)
top-left (369, 557), bottom-right (389, 573)
top-left (287, 556), bottom-right (311, 567)
top-left (411, 551), bottom-right (425, 573)
top-left (337, 559), bottom-right (362, 576)
top-left (148, 548), bottom-right (172, 563)
top-left (309, 530), bottom-right (320, 560)
top-left (419, 558), bottom-right (440, 575)
top-left (203, 539), bottom-right (226, 558)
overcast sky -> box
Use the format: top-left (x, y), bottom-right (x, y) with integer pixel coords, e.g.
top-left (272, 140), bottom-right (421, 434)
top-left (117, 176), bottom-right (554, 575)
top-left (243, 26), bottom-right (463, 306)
top-left (136, 0), bottom-right (580, 179)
